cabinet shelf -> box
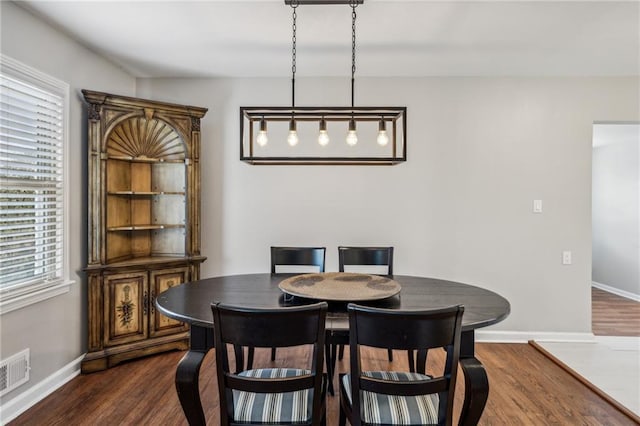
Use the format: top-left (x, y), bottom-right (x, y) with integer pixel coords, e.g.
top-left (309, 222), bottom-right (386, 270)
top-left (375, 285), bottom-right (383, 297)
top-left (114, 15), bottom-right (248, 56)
top-left (105, 155), bottom-right (186, 164)
top-left (107, 224), bottom-right (185, 232)
top-left (107, 191), bottom-right (186, 196)
top-left (86, 255), bottom-right (207, 271)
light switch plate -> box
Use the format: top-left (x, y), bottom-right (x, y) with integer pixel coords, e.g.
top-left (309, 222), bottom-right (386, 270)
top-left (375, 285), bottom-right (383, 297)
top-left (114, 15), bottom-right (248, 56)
top-left (533, 199), bottom-right (543, 213)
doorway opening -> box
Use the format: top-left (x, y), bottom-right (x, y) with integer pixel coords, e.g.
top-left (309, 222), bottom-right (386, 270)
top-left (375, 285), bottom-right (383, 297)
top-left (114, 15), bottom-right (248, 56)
top-left (591, 122), bottom-right (640, 336)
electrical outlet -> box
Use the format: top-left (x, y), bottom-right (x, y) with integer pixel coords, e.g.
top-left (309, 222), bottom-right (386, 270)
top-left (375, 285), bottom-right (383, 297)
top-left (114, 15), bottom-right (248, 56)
top-left (562, 251), bottom-right (572, 265)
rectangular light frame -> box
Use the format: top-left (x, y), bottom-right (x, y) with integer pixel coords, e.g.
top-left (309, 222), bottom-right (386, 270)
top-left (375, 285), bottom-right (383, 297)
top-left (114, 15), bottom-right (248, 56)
top-left (284, 1), bottom-right (364, 5)
top-left (240, 106), bottom-right (407, 165)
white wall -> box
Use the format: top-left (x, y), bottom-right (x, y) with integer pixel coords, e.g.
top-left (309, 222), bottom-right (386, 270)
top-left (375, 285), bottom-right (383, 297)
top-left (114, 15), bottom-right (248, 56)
top-left (0, 1), bottom-right (135, 411)
top-left (137, 75), bottom-right (639, 335)
top-left (592, 124), bottom-right (640, 296)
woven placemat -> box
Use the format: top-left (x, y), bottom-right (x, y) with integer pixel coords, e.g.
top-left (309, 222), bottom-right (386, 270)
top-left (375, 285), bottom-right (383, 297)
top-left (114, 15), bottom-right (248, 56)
top-left (278, 272), bottom-right (401, 301)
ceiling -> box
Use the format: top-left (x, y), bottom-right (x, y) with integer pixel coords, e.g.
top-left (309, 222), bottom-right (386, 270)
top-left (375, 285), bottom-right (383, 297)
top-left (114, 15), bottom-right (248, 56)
top-left (19, 1), bottom-right (640, 78)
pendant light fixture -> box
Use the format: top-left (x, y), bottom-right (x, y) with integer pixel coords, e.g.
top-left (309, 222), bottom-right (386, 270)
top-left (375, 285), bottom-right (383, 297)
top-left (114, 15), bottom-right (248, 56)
top-left (240, 0), bottom-right (407, 165)
top-left (287, 0), bottom-right (299, 146)
top-left (346, 0), bottom-right (358, 146)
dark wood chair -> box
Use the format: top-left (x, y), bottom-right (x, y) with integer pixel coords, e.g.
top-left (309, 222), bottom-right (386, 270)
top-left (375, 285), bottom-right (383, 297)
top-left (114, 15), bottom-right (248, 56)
top-left (339, 246), bottom-right (427, 373)
top-left (271, 246), bottom-right (326, 274)
top-left (212, 302), bottom-right (328, 426)
top-left (245, 247), bottom-right (327, 369)
top-left (338, 246), bottom-right (394, 275)
top-left (336, 246), bottom-right (395, 363)
top-left (339, 304), bottom-right (464, 426)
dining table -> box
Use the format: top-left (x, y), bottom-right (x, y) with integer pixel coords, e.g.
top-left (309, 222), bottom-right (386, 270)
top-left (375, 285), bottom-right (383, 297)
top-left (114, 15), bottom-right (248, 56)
top-left (156, 273), bottom-right (510, 426)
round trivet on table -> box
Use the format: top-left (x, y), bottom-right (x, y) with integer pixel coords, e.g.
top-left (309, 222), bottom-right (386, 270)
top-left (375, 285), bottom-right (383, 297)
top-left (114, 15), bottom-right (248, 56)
top-left (278, 272), bottom-right (401, 301)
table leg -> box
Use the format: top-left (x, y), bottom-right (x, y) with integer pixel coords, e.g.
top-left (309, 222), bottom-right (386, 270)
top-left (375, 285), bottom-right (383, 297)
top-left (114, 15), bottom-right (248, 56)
top-left (459, 357), bottom-right (489, 426)
top-left (326, 341), bottom-right (338, 396)
top-left (176, 350), bottom-right (207, 426)
top-left (458, 330), bottom-right (489, 426)
top-left (326, 331), bottom-right (349, 397)
top-left (175, 325), bottom-right (213, 426)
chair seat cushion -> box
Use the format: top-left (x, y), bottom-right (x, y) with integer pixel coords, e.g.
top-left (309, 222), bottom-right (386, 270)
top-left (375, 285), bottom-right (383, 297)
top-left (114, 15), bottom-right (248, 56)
top-left (233, 368), bottom-right (313, 423)
top-left (342, 371), bottom-right (440, 425)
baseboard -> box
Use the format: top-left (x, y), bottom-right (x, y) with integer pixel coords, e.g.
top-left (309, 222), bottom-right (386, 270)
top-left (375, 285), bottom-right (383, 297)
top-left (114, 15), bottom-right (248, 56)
top-left (0, 354), bottom-right (83, 424)
top-left (592, 281), bottom-right (640, 302)
top-left (476, 330), bottom-right (595, 343)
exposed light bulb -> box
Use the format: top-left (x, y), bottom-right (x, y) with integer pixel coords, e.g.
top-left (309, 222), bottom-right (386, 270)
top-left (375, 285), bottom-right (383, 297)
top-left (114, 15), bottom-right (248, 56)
top-left (318, 118), bottom-right (329, 146)
top-left (257, 131), bottom-right (269, 147)
top-left (377, 130), bottom-right (389, 146)
top-left (377, 119), bottom-right (389, 146)
top-left (287, 131), bottom-right (299, 146)
top-left (256, 119), bottom-right (268, 146)
top-left (318, 130), bottom-right (330, 146)
top-left (346, 119), bottom-right (358, 146)
top-left (287, 118), bottom-right (298, 146)
top-left (346, 131), bottom-right (358, 146)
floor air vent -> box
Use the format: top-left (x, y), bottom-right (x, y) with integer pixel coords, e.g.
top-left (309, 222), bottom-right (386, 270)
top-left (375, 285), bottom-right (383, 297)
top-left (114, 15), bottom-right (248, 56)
top-left (0, 348), bottom-right (30, 396)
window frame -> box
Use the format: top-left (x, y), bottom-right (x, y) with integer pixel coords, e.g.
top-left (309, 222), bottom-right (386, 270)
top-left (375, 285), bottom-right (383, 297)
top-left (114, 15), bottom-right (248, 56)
top-left (0, 54), bottom-right (74, 315)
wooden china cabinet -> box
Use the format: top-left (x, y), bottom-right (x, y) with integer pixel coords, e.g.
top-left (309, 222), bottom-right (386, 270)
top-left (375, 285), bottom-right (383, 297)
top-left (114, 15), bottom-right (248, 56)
top-left (81, 90), bottom-right (207, 373)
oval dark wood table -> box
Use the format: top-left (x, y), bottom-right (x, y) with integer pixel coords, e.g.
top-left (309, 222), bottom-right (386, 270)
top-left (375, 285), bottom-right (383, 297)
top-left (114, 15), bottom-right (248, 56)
top-left (156, 273), bottom-right (510, 426)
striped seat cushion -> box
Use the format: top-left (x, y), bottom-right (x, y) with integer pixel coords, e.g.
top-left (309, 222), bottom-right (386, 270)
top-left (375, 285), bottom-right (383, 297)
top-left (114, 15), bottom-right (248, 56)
top-left (233, 368), bottom-right (313, 423)
top-left (342, 371), bottom-right (439, 425)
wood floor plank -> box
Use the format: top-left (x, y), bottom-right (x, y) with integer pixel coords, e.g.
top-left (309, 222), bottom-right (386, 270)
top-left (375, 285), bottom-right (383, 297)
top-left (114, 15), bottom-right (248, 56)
top-left (9, 343), bottom-right (636, 426)
top-left (592, 287), bottom-right (640, 336)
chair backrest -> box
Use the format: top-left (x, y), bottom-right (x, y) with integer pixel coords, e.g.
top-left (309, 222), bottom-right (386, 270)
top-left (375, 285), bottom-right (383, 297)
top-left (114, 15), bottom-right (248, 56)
top-left (338, 246), bottom-right (394, 275)
top-left (347, 303), bottom-right (464, 426)
top-left (212, 302), bottom-right (328, 426)
top-left (271, 246), bottom-right (326, 274)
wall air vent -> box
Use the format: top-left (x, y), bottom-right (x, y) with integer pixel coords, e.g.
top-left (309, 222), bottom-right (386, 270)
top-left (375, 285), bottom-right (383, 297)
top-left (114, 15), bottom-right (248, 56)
top-left (0, 348), bottom-right (30, 396)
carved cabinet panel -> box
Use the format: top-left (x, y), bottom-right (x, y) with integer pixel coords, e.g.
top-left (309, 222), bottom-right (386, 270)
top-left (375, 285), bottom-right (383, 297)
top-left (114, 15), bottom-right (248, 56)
top-left (104, 272), bottom-right (148, 346)
top-left (149, 268), bottom-right (189, 337)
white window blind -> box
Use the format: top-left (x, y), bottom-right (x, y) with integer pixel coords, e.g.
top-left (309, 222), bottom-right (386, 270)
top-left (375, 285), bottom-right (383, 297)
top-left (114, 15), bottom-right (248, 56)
top-left (0, 55), bottom-right (71, 311)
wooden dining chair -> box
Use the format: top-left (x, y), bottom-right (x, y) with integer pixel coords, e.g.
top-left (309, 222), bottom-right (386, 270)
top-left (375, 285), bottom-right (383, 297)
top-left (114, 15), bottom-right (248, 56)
top-left (244, 247), bottom-right (327, 370)
top-left (339, 246), bottom-right (429, 374)
top-left (339, 246), bottom-right (394, 275)
top-left (336, 246), bottom-right (395, 363)
top-left (243, 247), bottom-right (326, 369)
top-left (339, 303), bottom-right (464, 426)
top-left (271, 246), bottom-right (326, 274)
top-left (259, 246), bottom-right (327, 365)
top-left (212, 302), bottom-right (328, 426)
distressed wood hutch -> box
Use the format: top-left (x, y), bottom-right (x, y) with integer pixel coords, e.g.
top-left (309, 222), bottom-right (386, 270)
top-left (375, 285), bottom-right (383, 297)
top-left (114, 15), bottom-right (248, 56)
top-left (82, 90), bottom-right (207, 373)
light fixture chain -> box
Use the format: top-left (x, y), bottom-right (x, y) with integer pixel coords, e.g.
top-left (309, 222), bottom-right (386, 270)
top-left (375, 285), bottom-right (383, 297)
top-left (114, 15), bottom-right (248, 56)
top-left (351, 1), bottom-right (357, 108)
top-left (291, 2), bottom-right (298, 109)
top-left (292, 8), bottom-right (297, 77)
top-left (352, 5), bottom-right (356, 78)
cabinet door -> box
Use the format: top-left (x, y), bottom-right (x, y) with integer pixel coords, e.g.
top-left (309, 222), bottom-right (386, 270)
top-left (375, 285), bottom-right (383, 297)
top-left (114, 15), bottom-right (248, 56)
top-left (149, 268), bottom-right (189, 337)
top-left (104, 272), bottom-right (148, 346)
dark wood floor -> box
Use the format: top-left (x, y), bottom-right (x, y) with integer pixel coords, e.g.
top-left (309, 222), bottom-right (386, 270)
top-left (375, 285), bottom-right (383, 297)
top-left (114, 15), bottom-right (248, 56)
top-left (10, 342), bottom-right (637, 426)
top-left (592, 287), bottom-right (640, 336)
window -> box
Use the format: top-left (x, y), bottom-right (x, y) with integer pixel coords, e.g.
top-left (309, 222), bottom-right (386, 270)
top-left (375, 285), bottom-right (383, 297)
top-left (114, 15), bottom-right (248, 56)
top-left (0, 55), bottom-right (73, 314)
